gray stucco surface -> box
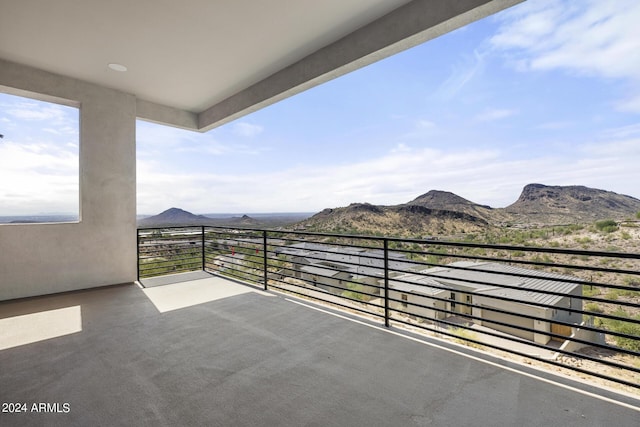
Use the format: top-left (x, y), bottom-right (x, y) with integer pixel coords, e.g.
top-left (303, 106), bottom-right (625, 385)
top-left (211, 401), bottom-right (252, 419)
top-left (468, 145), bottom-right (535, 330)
top-left (0, 60), bottom-right (137, 301)
top-left (0, 279), bottom-right (637, 426)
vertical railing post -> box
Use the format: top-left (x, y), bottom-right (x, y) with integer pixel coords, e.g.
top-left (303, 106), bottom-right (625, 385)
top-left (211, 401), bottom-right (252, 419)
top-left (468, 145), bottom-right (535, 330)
top-left (384, 238), bottom-right (390, 327)
top-left (136, 229), bottom-right (141, 282)
top-left (201, 226), bottom-right (206, 272)
top-left (263, 230), bottom-right (268, 291)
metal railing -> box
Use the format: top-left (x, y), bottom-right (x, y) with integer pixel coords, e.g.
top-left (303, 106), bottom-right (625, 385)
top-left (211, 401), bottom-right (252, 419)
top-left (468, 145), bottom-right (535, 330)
top-left (137, 226), bottom-right (640, 390)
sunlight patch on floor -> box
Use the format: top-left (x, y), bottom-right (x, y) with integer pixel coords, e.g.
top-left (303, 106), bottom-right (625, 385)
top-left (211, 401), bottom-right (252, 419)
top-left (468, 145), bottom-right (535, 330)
top-left (0, 305), bottom-right (82, 350)
top-left (142, 277), bottom-right (271, 313)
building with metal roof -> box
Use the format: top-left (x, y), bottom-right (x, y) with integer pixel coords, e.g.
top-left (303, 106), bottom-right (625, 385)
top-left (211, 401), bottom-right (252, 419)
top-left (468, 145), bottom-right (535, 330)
top-left (389, 261), bottom-right (583, 344)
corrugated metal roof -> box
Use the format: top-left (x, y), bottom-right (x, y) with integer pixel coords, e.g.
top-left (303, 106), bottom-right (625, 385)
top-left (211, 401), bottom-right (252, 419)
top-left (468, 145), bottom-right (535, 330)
top-left (300, 265), bottom-right (346, 278)
top-left (282, 243), bottom-right (581, 308)
top-left (466, 262), bottom-right (579, 305)
top-left (299, 250), bottom-right (416, 278)
top-left (418, 262), bottom-right (580, 306)
top-left (390, 274), bottom-right (449, 296)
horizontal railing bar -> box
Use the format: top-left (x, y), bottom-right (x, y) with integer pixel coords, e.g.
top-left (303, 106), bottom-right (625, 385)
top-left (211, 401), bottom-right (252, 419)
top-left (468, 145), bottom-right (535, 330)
top-left (387, 316), bottom-right (639, 389)
top-left (265, 267), bottom-right (383, 301)
top-left (265, 261), bottom-right (638, 347)
top-left (386, 252), bottom-right (640, 290)
top-left (267, 281), bottom-right (385, 319)
top-left (165, 224), bottom-right (636, 259)
top-left (387, 302), bottom-right (640, 366)
top-left (386, 292), bottom-right (640, 354)
top-left (387, 272), bottom-right (640, 328)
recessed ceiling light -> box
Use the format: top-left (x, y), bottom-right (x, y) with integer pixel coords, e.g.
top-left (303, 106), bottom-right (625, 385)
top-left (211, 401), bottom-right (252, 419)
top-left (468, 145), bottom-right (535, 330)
top-left (108, 63), bottom-right (127, 72)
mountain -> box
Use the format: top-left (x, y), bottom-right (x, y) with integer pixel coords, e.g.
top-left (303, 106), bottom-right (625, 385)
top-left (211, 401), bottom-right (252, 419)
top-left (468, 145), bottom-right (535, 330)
top-left (505, 184), bottom-right (640, 223)
top-left (138, 184), bottom-right (639, 232)
top-left (300, 201), bottom-right (488, 237)
top-left (406, 190), bottom-right (508, 223)
top-left (298, 184), bottom-right (640, 236)
top-left (137, 208), bottom-right (286, 228)
top-left (228, 214), bottom-right (261, 226)
top-left (138, 207), bottom-right (211, 226)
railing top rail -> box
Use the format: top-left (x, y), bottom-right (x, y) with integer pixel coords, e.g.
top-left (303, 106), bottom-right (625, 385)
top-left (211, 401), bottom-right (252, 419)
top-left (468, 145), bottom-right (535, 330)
top-left (137, 224), bottom-right (640, 261)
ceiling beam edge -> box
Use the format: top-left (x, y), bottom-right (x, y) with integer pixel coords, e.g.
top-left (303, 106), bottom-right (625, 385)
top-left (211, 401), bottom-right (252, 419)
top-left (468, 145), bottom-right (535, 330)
top-left (136, 99), bottom-right (199, 131)
top-left (197, 0), bottom-right (523, 132)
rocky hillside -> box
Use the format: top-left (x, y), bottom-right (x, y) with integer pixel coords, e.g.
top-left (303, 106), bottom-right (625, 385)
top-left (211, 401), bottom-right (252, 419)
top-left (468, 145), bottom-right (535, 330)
top-left (300, 201), bottom-right (488, 237)
top-left (505, 184), bottom-right (640, 224)
top-left (298, 184), bottom-right (640, 236)
top-left (406, 190), bottom-right (511, 223)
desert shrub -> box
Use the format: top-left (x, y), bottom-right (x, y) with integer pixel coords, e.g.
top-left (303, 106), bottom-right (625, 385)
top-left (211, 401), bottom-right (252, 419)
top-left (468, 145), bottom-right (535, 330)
top-left (604, 290), bottom-right (619, 300)
top-left (614, 322), bottom-right (640, 352)
top-left (582, 285), bottom-right (600, 297)
top-left (575, 237), bottom-right (592, 245)
top-left (618, 289), bottom-right (640, 298)
top-left (341, 283), bottom-right (370, 302)
top-left (595, 219), bottom-right (618, 233)
top-left (450, 326), bottom-right (483, 349)
top-left (584, 302), bottom-right (603, 313)
top-left (623, 276), bottom-right (640, 287)
top-left (600, 309), bottom-right (640, 352)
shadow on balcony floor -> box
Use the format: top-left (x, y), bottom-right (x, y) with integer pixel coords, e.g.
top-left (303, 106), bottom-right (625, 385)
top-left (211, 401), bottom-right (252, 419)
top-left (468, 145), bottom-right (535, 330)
top-left (0, 275), bottom-right (638, 426)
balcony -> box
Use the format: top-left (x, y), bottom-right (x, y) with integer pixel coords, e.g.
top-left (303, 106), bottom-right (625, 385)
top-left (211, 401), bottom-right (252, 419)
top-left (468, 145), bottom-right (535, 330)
top-left (135, 226), bottom-right (640, 392)
top-left (4, 0), bottom-right (638, 423)
top-left (1, 266), bottom-right (638, 425)
top-left (2, 226), bottom-right (638, 424)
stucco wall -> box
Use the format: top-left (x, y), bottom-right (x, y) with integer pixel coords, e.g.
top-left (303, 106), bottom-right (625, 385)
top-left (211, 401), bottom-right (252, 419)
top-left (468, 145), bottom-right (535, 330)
top-left (0, 60), bottom-right (137, 301)
top-left (389, 289), bottom-right (448, 321)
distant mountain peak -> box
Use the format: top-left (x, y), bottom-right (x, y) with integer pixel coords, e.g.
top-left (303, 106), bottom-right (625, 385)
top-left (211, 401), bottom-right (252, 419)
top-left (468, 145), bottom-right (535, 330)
top-left (506, 183), bottom-right (640, 221)
top-left (409, 190), bottom-right (480, 207)
top-left (155, 207), bottom-right (207, 219)
top-left (162, 207), bottom-right (199, 215)
top-left (138, 207), bottom-right (209, 226)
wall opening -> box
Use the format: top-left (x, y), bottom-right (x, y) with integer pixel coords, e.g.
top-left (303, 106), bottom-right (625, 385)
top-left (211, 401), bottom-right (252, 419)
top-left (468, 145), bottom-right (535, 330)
top-left (0, 90), bottom-right (79, 224)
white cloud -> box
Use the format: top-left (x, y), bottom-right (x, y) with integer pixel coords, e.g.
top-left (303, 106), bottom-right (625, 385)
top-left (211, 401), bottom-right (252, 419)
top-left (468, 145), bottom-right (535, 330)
top-left (416, 119), bottom-right (435, 129)
top-left (474, 108), bottom-right (517, 122)
top-left (616, 94), bottom-right (640, 114)
top-left (137, 129), bottom-right (640, 214)
top-left (535, 121), bottom-right (574, 130)
top-left (5, 101), bottom-right (70, 122)
top-left (0, 141), bottom-right (79, 215)
top-left (435, 49), bottom-right (486, 100)
top-left (136, 119), bottom-right (267, 161)
top-left (491, 0), bottom-right (640, 112)
top-left (599, 122), bottom-right (640, 139)
top-left (232, 122), bottom-right (264, 137)
top-left (391, 143), bottom-right (411, 153)
top-left (138, 146), bottom-right (505, 213)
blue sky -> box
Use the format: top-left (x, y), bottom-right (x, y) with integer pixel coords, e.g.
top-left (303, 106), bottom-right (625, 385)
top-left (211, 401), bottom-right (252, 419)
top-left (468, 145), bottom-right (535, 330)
top-left (2, 0), bottom-right (640, 216)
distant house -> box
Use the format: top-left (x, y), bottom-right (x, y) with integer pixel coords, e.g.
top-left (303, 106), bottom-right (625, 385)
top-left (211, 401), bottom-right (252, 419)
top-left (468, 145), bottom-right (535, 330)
top-left (275, 244), bottom-right (583, 345)
top-left (299, 265), bottom-right (352, 293)
top-left (389, 261), bottom-right (582, 345)
top-left (276, 243), bottom-right (415, 297)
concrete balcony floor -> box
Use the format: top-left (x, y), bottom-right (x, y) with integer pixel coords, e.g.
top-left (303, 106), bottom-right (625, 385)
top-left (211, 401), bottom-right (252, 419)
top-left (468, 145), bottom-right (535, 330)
top-left (1, 273), bottom-right (638, 426)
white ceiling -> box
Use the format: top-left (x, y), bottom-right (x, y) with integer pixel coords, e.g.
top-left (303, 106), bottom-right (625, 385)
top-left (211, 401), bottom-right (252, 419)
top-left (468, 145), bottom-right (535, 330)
top-left (1, 0), bottom-right (411, 111)
top-left (0, 0), bottom-right (521, 130)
